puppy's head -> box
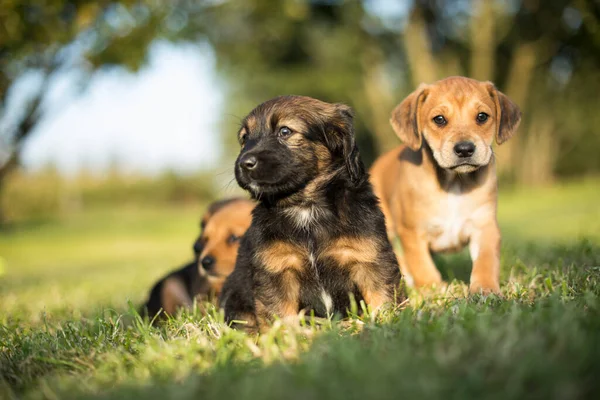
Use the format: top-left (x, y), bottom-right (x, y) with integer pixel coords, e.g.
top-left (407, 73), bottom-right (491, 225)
top-left (193, 198), bottom-right (254, 285)
top-left (235, 95), bottom-right (364, 199)
top-left (391, 76), bottom-right (521, 173)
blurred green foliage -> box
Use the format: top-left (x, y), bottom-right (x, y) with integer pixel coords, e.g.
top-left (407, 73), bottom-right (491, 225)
top-left (1, 0), bottom-right (600, 218)
top-left (0, 166), bottom-right (218, 224)
top-left (0, 0), bottom-right (177, 221)
top-left (172, 0), bottom-right (600, 184)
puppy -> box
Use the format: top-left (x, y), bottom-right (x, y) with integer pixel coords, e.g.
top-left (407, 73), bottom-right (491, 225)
top-left (141, 198), bottom-right (254, 320)
top-left (370, 76), bottom-right (521, 294)
top-left (220, 95), bottom-right (402, 332)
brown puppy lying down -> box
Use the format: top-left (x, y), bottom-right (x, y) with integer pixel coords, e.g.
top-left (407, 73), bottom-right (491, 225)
top-left (370, 76), bottom-right (521, 294)
top-left (220, 95), bottom-right (403, 333)
top-left (140, 198), bottom-right (254, 320)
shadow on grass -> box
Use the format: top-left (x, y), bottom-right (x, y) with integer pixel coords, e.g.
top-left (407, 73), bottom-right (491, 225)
top-left (422, 238), bottom-right (600, 285)
top-left (433, 250), bottom-right (472, 283)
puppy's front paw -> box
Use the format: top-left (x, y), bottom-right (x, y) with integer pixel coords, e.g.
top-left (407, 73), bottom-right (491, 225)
top-left (469, 280), bottom-right (500, 296)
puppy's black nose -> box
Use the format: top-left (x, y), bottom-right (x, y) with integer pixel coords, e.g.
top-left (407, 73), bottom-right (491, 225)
top-left (201, 255), bottom-right (215, 271)
top-left (454, 141), bottom-right (476, 158)
top-left (193, 240), bottom-right (203, 255)
top-left (240, 154), bottom-right (258, 170)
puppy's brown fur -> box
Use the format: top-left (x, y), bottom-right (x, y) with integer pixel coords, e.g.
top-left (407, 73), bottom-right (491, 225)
top-left (141, 198), bottom-right (254, 320)
top-left (197, 199), bottom-right (256, 295)
top-left (370, 77), bottom-right (521, 294)
top-left (221, 95), bottom-right (402, 332)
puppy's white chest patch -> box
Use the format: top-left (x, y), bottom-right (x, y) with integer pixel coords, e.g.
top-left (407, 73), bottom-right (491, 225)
top-left (427, 184), bottom-right (472, 253)
top-left (284, 206), bottom-right (324, 230)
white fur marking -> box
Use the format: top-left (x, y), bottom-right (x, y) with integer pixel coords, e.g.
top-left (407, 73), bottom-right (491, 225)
top-left (320, 289), bottom-right (333, 315)
top-left (469, 239), bottom-right (480, 262)
top-left (308, 252), bottom-right (316, 268)
top-left (248, 183), bottom-right (260, 195)
top-left (428, 183), bottom-right (466, 252)
top-left (296, 208), bottom-right (313, 228)
top-left (284, 206), bottom-right (324, 230)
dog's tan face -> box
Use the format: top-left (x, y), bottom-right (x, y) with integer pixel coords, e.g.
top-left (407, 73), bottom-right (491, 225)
top-left (391, 76), bottom-right (521, 173)
top-left (198, 200), bottom-right (254, 282)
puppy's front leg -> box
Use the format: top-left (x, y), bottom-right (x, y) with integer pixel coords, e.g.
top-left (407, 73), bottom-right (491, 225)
top-left (398, 229), bottom-right (442, 288)
top-left (351, 266), bottom-right (395, 313)
top-left (254, 270), bottom-right (301, 331)
top-left (469, 223), bottom-right (501, 294)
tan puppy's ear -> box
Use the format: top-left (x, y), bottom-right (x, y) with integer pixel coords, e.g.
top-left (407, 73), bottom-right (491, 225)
top-left (390, 84), bottom-right (428, 151)
top-left (485, 82), bottom-right (522, 145)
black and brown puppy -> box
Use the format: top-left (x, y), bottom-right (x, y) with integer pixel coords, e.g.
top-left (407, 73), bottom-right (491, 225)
top-left (220, 95), bottom-right (403, 332)
top-left (141, 198), bottom-right (254, 320)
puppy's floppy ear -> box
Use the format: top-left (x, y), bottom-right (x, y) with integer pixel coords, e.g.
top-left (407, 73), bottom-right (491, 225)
top-left (330, 103), bottom-right (365, 184)
top-left (390, 84), bottom-right (428, 151)
top-left (485, 82), bottom-right (522, 145)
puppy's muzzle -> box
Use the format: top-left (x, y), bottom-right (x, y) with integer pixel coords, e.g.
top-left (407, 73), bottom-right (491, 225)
top-left (201, 255), bottom-right (215, 271)
top-left (240, 154), bottom-right (258, 171)
top-left (453, 141), bottom-right (476, 158)
top-left (236, 150), bottom-right (282, 185)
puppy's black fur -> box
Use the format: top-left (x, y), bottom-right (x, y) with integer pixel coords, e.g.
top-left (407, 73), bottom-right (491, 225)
top-left (140, 198), bottom-right (242, 321)
top-left (141, 264), bottom-right (208, 322)
top-left (220, 95), bottom-right (403, 332)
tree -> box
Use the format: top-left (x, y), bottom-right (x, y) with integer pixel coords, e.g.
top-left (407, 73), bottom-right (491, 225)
top-left (0, 0), bottom-right (175, 221)
top-left (378, 0), bottom-right (600, 182)
top-left (2, 0), bottom-right (599, 217)
top-left (171, 0), bottom-right (600, 183)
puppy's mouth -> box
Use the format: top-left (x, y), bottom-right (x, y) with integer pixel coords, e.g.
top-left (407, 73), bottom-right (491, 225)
top-left (449, 162), bottom-right (482, 174)
top-left (198, 265), bottom-right (228, 279)
top-left (243, 181), bottom-right (285, 196)
top-left (239, 176), bottom-right (308, 200)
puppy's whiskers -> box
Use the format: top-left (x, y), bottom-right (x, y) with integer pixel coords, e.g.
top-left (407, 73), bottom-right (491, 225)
top-left (219, 177), bottom-right (237, 194)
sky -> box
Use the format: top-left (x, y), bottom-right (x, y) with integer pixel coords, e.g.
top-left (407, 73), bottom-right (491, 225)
top-left (13, 41), bottom-right (225, 176)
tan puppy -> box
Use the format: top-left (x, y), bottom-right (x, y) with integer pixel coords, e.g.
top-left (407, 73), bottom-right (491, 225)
top-left (370, 76), bottom-right (521, 294)
top-left (197, 199), bottom-right (256, 295)
top-left (141, 198), bottom-right (255, 320)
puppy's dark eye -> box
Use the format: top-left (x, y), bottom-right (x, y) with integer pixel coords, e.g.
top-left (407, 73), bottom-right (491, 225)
top-left (433, 115), bottom-right (447, 126)
top-left (476, 112), bottom-right (489, 123)
top-left (239, 133), bottom-right (248, 145)
top-left (227, 234), bottom-right (240, 244)
top-left (278, 126), bottom-right (292, 137)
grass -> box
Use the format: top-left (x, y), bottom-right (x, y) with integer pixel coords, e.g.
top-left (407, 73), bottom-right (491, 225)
top-left (1, 178), bottom-right (599, 399)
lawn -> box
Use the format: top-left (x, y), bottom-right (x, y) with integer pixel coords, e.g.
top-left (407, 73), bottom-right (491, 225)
top-left (1, 178), bottom-right (599, 399)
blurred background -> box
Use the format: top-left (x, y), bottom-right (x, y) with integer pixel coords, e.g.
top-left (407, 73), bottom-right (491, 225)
top-left (0, 0), bottom-right (599, 318)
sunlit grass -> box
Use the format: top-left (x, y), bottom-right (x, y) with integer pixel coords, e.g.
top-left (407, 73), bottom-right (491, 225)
top-left (0, 179), bottom-right (599, 399)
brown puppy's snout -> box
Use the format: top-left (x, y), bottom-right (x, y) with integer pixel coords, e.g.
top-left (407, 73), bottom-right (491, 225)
top-left (453, 141), bottom-right (476, 158)
top-left (201, 255), bottom-right (215, 271)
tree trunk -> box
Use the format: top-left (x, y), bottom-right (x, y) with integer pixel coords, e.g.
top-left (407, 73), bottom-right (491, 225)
top-left (470, 0), bottom-right (496, 81)
top-left (495, 42), bottom-right (538, 179)
top-left (0, 153), bottom-right (19, 224)
top-left (0, 72), bottom-right (48, 225)
top-left (360, 47), bottom-right (397, 154)
top-left (518, 111), bottom-right (555, 185)
top-left (403, 6), bottom-right (440, 87)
